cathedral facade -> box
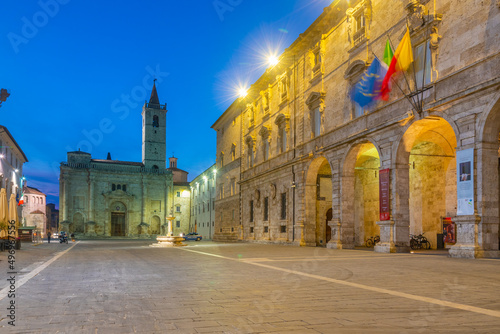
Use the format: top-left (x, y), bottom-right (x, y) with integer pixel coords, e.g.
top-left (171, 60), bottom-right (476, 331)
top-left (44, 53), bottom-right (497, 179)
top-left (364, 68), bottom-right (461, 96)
top-left (59, 84), bottom-right (190, 237)
top-left (212, 0), bottom-right (500, 258)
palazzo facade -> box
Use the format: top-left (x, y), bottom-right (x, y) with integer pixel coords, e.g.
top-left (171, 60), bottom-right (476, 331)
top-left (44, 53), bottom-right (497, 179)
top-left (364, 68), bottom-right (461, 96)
top-left (212, 0), bottom-right (500, 258)
top-left (59, 84), bottom-right (191, 237)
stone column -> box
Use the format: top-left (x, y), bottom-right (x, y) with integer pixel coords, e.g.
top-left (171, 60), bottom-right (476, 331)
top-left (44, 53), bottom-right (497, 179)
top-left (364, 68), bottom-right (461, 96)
top-left (326, 219), bottom-right (342, 249)
top-left (391, 164), bottom-right (410, 252)
top-left (375, 220), bottom-right (396, 253)
top-left (449, 214), bottom-right (481, 259)
top-left (476, 142), bottom-right (500, 257)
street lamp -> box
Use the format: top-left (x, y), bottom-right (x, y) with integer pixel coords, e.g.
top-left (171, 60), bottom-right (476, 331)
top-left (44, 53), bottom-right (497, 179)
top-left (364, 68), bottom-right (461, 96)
top-left (238, 87), bottom-right (248, 98)
top-left (268, 55), bottom-right (279, 67)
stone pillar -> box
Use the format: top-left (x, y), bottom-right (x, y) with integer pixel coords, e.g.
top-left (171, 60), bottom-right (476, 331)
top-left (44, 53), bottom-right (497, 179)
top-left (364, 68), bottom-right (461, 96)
top-left (476, 142), bottom-right (500, 257)
top-left (326, 219), bottom-right (342, 249)
top-left (375, 220), bottom-right (396, 253)
top-left (391, 164), bottom-right (410, 252)
top-left (449, 214), bottom-right (481, 259)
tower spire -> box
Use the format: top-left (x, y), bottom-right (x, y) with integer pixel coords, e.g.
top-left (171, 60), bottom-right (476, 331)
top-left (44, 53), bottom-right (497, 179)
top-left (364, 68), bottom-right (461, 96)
top-left (149, 79), bottom-right (160, 105)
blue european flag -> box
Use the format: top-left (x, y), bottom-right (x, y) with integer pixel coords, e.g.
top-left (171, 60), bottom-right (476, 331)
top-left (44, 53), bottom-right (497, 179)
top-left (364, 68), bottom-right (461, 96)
top-left (351, 57), bottom-right (387, 108)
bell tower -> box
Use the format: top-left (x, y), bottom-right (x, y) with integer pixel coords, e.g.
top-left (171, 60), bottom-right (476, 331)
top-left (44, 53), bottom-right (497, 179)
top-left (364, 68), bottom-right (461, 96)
top-left (142, 80), bottom-right (167, 169)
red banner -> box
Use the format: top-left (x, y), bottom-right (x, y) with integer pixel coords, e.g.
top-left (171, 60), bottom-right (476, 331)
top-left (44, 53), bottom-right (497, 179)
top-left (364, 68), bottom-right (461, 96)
top-left (379, 168), bottom-right (390, 221)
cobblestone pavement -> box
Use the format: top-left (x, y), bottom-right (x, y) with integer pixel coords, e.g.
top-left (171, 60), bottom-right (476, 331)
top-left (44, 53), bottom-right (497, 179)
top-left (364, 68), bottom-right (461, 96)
top-left (1, 240), bottom-right (500, 333)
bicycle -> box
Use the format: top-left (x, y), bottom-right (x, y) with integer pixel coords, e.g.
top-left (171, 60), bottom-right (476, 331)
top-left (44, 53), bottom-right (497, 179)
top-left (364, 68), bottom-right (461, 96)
top-left (410, 233), bottom-right (431, 250)
top-left (365, 235), bottom-right (380, 248)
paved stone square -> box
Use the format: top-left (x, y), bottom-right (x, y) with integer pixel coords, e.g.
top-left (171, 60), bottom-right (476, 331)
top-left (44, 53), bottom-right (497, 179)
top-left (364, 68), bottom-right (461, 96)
top-left (1, 240), bottom-right (500, 333)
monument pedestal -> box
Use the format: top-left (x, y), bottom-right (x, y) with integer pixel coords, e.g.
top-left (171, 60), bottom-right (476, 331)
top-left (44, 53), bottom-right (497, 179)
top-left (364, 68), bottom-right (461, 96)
top-left (150, 235), bottom-right (186, 247)
top-left (150, 215), bottom-right (186, 247)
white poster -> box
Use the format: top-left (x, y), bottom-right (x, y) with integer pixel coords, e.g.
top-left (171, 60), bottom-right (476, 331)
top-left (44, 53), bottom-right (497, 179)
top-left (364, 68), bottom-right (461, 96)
top-left (456, 148), bottom-right (474, 215)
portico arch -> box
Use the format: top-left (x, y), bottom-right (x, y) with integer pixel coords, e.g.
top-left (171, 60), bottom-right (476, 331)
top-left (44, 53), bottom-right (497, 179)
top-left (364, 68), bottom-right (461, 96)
top-left (341, 140), bottom-right (381, 248)
top-left (304, 156), bottom-right (332, 246)
top-left (395, 117), bottom-right (457, 250)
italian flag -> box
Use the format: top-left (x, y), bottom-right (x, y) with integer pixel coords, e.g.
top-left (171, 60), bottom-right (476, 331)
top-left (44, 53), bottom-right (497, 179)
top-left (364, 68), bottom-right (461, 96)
top-left (380, 28), bottom-right (414, 100)
top-left (18, 193), bottom-right (24, 206)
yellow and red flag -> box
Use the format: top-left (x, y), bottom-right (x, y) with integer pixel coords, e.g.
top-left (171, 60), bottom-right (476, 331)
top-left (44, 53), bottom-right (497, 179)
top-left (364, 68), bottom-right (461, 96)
top-left (380, 28), bottom-right (413, 100)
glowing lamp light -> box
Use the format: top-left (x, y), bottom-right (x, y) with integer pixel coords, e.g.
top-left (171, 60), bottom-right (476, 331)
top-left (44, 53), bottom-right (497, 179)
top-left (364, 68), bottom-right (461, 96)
top-left (14, 169), bottom-right (19, 173)
top-left (0, 154), bottom-right (3, 158)
top-left (268, 55), bottom-right (279, 67)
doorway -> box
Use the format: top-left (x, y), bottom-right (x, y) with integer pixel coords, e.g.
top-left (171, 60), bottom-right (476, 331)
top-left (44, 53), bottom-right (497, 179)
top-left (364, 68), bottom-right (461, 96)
top-left (111, 213), bottom-right (125, 236)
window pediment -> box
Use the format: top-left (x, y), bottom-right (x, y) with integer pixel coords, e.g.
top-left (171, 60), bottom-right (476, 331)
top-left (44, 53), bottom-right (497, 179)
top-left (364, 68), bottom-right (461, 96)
top-left (344, 60), bottom-right (366, 80)
top-left (245, 135), bottom-right (256, 146)
top-left (258, 125), bottom-right (271, 138)
top-left (274, 113), bottom-right (290, 127)
top-left (305, 91), bottom-right (326, 111)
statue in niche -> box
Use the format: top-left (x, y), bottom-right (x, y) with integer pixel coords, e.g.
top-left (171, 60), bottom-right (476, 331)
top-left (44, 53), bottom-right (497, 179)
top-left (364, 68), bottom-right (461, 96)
top-left (429, 26), bottom-right (442, 81)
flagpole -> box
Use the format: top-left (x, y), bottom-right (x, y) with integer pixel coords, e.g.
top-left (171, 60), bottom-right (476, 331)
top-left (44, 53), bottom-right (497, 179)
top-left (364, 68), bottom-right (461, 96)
top-left (420, 17), bottom-right (431, 113)
top-left (372, 53), bottom-right (419, 113)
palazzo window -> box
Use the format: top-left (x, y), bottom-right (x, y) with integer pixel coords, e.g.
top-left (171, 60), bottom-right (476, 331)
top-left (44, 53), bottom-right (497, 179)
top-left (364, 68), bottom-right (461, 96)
top-left (281, 192), bottom-right (287, 220)
top-left (247, 103), bottom-right (255, 128)
top-left (313, 107), bottom-right (321, 138)
top-left (245, 136), bottom-right (255, 168)
top-left (259, 126), bottom-right (271, 162)
top-left (152, 115), bottom-right (159, 127)
top-left (305, 92), bottom-right (326, 139)
top-left (250, 200), bottom-right (254, 222)
top-left (260, 86), bottom-right (271, 113)
top-left (219, 152), bottom-right (224, 168)
top-left (263, 197), bottom-right (269, 221)
top-left (230, 178), bottom-right (236, 196)
top-left (346, 0), bottom-right (372, 48)
top-left (414, 40), bottom-right (432, 89)
top-left (274, 113), bottom-right (290, 154)
top-left (231, 143), bottom-right (236, 162)
top-left (344, 60), bottom-right (368, 119)
top-left (277, 74), bottom-right (289, 104)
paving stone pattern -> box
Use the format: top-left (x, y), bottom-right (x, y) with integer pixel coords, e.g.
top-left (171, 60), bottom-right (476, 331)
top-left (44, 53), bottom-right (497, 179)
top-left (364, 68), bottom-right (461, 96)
top-left (1, 240), bottom-right (500, 333)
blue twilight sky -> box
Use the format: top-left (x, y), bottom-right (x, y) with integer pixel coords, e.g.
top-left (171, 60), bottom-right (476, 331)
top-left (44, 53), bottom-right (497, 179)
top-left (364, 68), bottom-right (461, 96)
top-left (0, 0), bottom-right (333, 207)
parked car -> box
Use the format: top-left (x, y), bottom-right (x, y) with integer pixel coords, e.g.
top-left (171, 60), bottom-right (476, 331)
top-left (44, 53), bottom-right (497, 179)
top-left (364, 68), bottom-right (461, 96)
top-left (183, 233), bottom-right (202, 241)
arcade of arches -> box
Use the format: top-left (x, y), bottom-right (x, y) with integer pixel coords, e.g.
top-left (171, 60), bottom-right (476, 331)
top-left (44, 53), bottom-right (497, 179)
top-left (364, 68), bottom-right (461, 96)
top-left (303, 113), bottom-right (499, 258)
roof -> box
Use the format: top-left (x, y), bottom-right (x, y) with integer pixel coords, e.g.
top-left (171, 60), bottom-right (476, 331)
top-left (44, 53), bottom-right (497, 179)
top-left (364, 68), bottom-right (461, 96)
top-left (167, 167), bottom-right (188, 173)
top-left (174, 182), bottom-right (191, 187)
top-left (30, 210), bottom-right (45, 214)
top-left (25, 186), bottom-right (46, 196)
top-left (149, 81), bottom-right (160, 105)
top-left (91, 159), bottom-right (144, 167)
top-left (0, 125), bottom-right (28, 162)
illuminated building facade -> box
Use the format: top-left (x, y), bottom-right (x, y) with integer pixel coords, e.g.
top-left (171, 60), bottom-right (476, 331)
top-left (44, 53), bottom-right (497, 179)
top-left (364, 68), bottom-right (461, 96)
top-left (21, 186), bottom-right (47, 236)
top-left (212, 0), bottom-right (500, 258)
top-left (189, 164), bottom-right (217, 240)
top-left (59, 84), bottom-right (191, 237)
top-left (0, 125), bottom-right (28, 219)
